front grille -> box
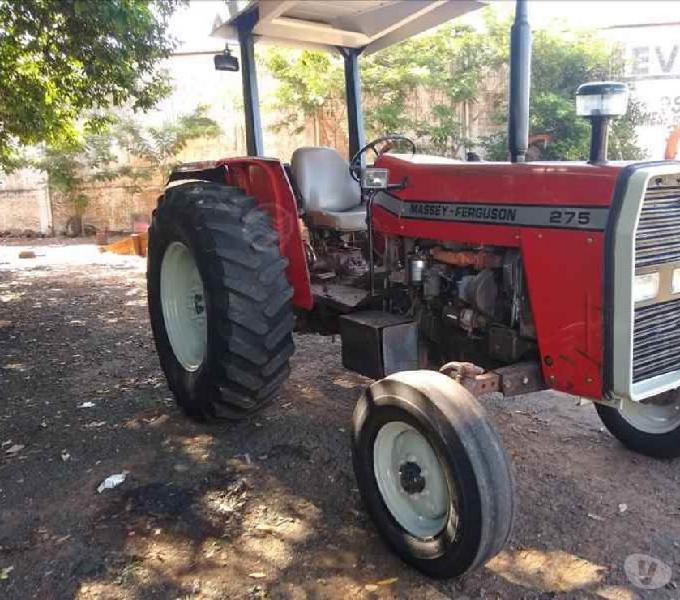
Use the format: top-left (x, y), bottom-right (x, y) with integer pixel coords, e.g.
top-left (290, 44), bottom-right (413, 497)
top-left (635, 182), bottom-right (680, 268)
top-left (633, 176), bottom-right (680, 383)
top-left (633, 298), bottom-right (680, 382)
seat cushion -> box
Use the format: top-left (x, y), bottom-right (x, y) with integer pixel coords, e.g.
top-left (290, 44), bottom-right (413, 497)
top-left (308, 206), bottom-right (366, 231)
top-left (291, 147), bottom-right (361, 213)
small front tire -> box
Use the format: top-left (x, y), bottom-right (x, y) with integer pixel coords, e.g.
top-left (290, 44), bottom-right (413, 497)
top-left (595, 391), bottom-right (680, 459)
top-left (351, 370), bottom-right (515, 578)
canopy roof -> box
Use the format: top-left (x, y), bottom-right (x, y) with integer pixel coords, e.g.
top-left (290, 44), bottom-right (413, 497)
top-left (211, 0), bottom-right (485, 55)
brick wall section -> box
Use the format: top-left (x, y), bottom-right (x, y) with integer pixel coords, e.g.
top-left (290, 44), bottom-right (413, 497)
top-left (50, 181), bottom-right (163, 234)
top-left (49, 133), bottom-right (239, 234)
top-left (0, 168), bottom-right (51, 234)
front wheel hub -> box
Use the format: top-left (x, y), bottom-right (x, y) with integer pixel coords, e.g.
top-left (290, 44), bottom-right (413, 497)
top-left (194, 293), bottom-right (205, 315)
top-left (373, 421), bottom-right (451, 539)
top-left (399, 461), bottom-right (426, 494)
top-left (619, 395), bottom-right (680, 435)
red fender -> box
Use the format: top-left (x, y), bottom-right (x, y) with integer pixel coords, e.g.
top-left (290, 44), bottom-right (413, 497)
top-left (218, 157), bottom-right (313, 310)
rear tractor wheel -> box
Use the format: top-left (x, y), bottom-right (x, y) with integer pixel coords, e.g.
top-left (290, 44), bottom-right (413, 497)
top-left (352, 371), bottom-right (515, 578)
top-left (595, 390), bottom-right (680, 459)
top-left (147, 182), bottom-right (295, 420)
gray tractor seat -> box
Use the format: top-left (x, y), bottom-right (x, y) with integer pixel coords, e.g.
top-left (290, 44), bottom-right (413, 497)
top-left (290, 146), bottom-right (366, 231)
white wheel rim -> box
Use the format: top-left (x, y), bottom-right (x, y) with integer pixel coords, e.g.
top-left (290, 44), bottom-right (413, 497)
top-left (619, 395), bottom-right (680, 435)
top-left (373, 421), bottom-right (451, 539)
top-left (160, 242), bottom-right (208, 372)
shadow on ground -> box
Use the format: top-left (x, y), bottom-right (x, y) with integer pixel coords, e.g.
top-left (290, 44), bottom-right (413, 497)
top-left (1, 241), bottom-right (679, 599)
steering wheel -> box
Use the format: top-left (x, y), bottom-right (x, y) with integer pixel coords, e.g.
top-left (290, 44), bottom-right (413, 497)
top-left (349, 135), bottom-right (416, 183)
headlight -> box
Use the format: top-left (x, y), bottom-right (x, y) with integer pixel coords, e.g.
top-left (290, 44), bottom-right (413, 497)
top-left (673, 268), bottom-right (680, 295)
top-left (634, 272), bottom-right (660, 303)
top-left (361, 168), bottom-right (389, 189)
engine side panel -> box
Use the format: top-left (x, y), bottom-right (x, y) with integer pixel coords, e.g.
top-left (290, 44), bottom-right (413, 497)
top-left (218, 157), bottom-right (313, 310)
top-left (373, 157), bottom-right (622, 400)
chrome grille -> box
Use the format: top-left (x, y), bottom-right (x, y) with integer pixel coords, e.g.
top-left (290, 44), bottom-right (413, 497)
top-left (633, 175), bottom-right (680, 383)
top-left (635, 180), bottom-right (680, 268)
top-left (633, 298), bottom-right (680, 383)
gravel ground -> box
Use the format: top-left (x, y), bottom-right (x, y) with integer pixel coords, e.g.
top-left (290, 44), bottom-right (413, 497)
top-left (1, 239), bottom-right (679, 600)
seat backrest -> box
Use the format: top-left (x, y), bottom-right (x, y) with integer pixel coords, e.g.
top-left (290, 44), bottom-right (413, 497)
top-left (291, 147), bottom-right (361, 213)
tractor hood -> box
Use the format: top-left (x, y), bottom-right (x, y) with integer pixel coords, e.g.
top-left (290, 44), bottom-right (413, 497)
top-left (376, 153), bottom-right (627, 210)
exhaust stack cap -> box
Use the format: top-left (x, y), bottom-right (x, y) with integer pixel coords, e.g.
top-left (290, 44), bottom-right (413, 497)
top-left (576, 81), bottom-right (628, 118)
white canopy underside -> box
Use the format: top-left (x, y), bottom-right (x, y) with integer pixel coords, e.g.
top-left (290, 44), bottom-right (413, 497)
top-left (212, 0), bottom-right (486, 54)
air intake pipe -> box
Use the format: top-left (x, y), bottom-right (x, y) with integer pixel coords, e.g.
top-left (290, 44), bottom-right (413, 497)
top-left (508, 0), bottom-right (532, 163)
top-left (575, 81), bottom-right (629, 164)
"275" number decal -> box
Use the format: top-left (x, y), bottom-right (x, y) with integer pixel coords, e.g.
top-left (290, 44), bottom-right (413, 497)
top-left (549, 210), bottom-right (591, 226)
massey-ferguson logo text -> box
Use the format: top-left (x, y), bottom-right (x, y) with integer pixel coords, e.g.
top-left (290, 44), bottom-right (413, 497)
top-left (408, 203), bottom-right (518, 223)
top-left (374, 195), bottom-right (609, 230)
top-left (454, 205), bottom-right (518, 222)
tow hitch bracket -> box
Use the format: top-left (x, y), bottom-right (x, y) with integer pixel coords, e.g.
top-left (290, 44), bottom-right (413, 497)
top-left (440, 361), bottom-right (546, 397)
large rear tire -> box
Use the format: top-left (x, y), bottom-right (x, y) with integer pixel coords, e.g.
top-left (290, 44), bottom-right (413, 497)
top-left (148, 182), bottom-right (295, 420)
top-left (352, 370), bottom-right (515, 578)
top-left (595, 391), bottom-right (680, 459)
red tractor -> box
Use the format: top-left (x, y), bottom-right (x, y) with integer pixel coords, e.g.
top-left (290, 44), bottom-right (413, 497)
top-left (147, 0), bottom-right (680, 579)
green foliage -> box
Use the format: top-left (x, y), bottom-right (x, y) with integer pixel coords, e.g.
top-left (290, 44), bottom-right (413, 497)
top-left (363, 21), bottom-right (503, 155)
top-left (0, 0), bottom-right (183, 171)
top-left (263, 49), bottom-right (345, 135)
top-left (32, 106), bottom-right (220, 220)
top-left (481, 22), bottom-right (645, 160)
top-left (263, 23), bottom-right (499, 154)
top-left (34, 133), bottom-right (119, 216)
top-left (264, 6), bottom-right (645, 161)
top-left (113, 105), bottom-right (222, 180)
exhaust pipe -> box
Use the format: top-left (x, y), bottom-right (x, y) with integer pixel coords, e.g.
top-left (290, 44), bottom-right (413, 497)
top-left (508, 0), bottom-right (532, 163)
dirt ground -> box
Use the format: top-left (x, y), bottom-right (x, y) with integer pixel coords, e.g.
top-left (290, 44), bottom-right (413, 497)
top-left (1, 238), bottom-right (679, 600)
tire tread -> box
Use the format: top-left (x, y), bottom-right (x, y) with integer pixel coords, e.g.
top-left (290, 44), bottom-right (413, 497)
top-left (148, 181), bottom-right (295, 420)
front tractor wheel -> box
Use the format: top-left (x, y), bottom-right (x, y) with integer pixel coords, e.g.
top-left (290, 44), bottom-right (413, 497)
top-left (595, 391), bottom-right (680, 459)
top-left (148, 182), bottom-right (295, 420)
top-left (352, 371), bottom-right (515, 578)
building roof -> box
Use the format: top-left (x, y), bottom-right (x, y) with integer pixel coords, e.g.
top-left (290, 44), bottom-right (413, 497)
top-left (211, 0), bottom-right (485, 54)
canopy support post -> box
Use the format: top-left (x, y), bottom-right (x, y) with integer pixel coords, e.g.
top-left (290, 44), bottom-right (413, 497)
top-left (237, 12), bottom-right (264, 157)
top-left (339, 47), bottom-right (366, 161)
